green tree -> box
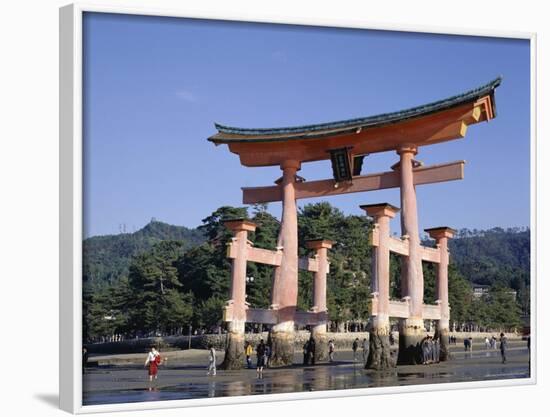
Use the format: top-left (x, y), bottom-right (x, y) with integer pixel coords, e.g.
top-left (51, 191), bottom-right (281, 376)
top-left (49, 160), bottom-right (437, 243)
top-left (483, 285), bottom-right (522, 331)
top-left (246, 206), bottom-right (280, 308)
top-left (127, 240), bottom-right (193, 335)
top-left (198, 206), bottom-right (249, 241)
top-left (298, 203), bottom-right (372, 326)
top-left (447, 264), bottom-right (473, 326)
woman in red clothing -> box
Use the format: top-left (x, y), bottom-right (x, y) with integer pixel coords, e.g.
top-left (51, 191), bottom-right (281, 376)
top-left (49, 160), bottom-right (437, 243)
top-left (144, 346), bottom-right (161, 382)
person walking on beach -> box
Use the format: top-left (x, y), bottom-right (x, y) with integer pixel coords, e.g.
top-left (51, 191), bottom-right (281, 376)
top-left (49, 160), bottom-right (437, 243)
top-left (266, 341), bottom-right (272, 368)
top-left (303, 340), bottom-right (310, 365)
top-left (82, 347), bottom-right (88, 374)
top-left (352, 338), bottom-right (359, 361)
top-left (256, 339), bottom-right (266, 377)
top-left (485, 336), bottom-right (490, 349)
top-left (422, 336), bottom-right (430, 364)
top-left (362, 338), bottom-right (369, 364)
top-left (328, 340), bottom-right (335, 362)
top-left (145, 346), bottom-right (162, 382)
top-left (206, 344), bottom-right (216, 376)
top-left (308, 336), bottom-right (316, 365)
top-left (499, 333), bottom-right (508, 364)
top-left (245, 342), bottom-right (253, 369)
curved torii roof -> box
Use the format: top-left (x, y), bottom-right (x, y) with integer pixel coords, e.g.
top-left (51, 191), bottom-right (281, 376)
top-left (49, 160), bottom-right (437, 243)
top-left (208, 77), bottom-right (501, 167)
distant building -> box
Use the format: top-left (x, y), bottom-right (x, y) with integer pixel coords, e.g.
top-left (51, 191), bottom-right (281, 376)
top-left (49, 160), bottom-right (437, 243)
top-left (471, 284), bottom-right (517, 300)
top-left (472, 284), bottom-right (490, 298)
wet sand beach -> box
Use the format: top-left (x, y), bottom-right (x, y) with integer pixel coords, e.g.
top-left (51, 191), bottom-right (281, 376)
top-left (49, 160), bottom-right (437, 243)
top-left (83, 340), bottom-right (530, 405)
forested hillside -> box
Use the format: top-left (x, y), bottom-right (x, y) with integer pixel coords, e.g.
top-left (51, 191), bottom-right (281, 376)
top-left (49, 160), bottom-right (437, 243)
top-left (83, 220), bottom-right (205, 287)
top-left (449, 227), bottom-right (530, 287)
top-left (447, 227), bottom-right (530, 313)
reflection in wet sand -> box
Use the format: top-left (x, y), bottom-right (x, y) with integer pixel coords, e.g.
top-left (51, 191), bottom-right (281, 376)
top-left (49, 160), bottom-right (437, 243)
top-left (83, 348), bottom-right (530, 406)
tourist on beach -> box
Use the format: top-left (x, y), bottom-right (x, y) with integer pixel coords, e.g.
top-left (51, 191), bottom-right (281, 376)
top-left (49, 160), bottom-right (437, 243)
top-left (485, 337), bottom-right (490, 349)
top-left (463, 338), bottom-right (468, 351)
top-left (362, 338), bottom-right (369, 364)
top-left (145, 346), bottom-right (162, 382)
top-left (82, 347), bottom-right (88, 374)
top-left (245, 341), bottom-right (253, 369)
top-left (468, 337), bottom-right (473, 351)
top-left (308, 336), bottom-right (316, 365)
top-left (256, 339), bottom-right (266, 376)
top-left (428, 336), bottom-right (435, 363)
top-left (206, 344), bottom-right (217, 376)
top-left (303, 340), bottom-right (310, 365)
top-left (352, 338), bottom-right (359, 361)
top-left (499, 333), bottom-right (508, 364)
top-left (266, 341), bottom-right (273, 367)
top-left (491, 335), bottom-right (497, 349)
top-left (421, 336), bottom-right (430, 364)
top-left (328, 340), bottom-right (335, 362)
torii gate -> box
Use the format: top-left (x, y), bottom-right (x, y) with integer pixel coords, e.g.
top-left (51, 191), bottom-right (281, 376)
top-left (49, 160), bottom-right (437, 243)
top-left (208, 77), bottom-right (500, 369)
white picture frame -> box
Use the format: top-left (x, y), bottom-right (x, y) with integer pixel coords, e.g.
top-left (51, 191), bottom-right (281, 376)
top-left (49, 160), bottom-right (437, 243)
top-left (59, 2), bottom-right (537, 414)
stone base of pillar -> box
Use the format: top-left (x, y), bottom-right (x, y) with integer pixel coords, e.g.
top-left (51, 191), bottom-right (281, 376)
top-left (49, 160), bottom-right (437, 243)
top-left (268, 323), bottom-right (295, 367)
top-left (397, 318), bottom-right (425, 365)
top-left (221, 321), bottom-right (245, 370)
top-left (435, 327), bottom-right (450, 362)
top-left (312, 325), bottom-right (328, 363)
top-left (366, 327), bottom-right (396, 370)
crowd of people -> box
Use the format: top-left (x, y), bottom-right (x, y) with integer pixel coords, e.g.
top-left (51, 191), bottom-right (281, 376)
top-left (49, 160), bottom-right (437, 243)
top-left (421, 335), bottom-right (441, 364)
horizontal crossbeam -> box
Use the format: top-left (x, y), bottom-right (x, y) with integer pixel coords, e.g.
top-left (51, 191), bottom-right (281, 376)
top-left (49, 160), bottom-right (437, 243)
top-left (242, 160), bottom-right (465, 204)
top-left (371, 297), bottom-right (442, 320)
top-left (247, 246), bottom-right (282, 266)
top-left (226, 241), bottom-right (323, 271)
top-left (224, 306), bottom-right (327, 326)
top-left (370, 229), bottom-right (441, 263)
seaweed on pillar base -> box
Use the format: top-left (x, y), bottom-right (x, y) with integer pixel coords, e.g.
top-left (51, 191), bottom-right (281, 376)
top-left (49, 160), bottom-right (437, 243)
top-left (434, 327), bottom-right (450, 362)
top-left (435, 314), bottom-right (451, 362)
top-left (221, 320), bottom-right (245, 370)
top-left (366, 322), bottom-right (396, 370)
top-left (311, 324), bottom-right (329, 363)
top-left (268, 321), bottom-right (295, 367)
top-left (397, 317), bottom-right (425, 365)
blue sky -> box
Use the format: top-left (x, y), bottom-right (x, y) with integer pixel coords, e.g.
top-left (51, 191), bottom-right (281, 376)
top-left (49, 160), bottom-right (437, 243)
top-left (83, 12), bottom-right (530, 238)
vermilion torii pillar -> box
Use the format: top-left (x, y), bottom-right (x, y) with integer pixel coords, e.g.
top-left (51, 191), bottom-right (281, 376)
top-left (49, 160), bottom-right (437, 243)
top-left (306, 238), bottom-right (333, 363)
top-left (397, 145), bottom-right (426, 365)
top-left (425, 227), bottom-right (456, 362)
top-left (269, 160), bottom-right (301, 367)
top-left (361, 203), bottom-right (399, 370)
top-left (221, 219), bottom-right (256, 370)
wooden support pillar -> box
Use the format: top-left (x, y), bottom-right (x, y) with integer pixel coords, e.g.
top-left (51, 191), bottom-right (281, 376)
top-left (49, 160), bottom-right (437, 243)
top-left (361, 203), bottom-right (399, 370)
top-left (269, 160), bottom-right (301, 367)
top-left (397, 145), bottom-right (425, 365)
top-left (425, 227), bottom-right (456, 362)
top-left (221, 219), bottom-right (256, 370)
top-left (306, 238), bottom-right (333, 363)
